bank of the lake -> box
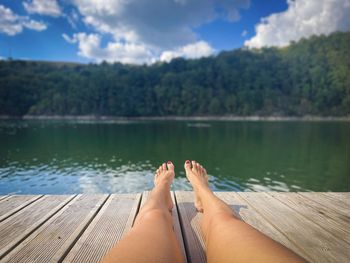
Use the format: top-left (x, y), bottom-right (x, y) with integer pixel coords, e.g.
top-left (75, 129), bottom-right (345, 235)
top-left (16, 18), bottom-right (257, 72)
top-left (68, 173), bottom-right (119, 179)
top-left (1, 115), bottom-right (350, 122)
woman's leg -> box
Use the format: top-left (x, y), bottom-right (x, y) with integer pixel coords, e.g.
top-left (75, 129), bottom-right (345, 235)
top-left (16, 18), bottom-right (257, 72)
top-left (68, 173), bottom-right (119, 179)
top-left (184, 160), bottom-right (308, 263)
top-left (102, 162), bottom-right (184, 263)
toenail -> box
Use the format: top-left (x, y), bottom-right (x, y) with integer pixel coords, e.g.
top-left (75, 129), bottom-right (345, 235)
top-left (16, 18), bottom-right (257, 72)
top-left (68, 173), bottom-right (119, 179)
top-left (186, 160), bottom-right (190, 164)
top-left (167, 161), bottom-right (172, 164)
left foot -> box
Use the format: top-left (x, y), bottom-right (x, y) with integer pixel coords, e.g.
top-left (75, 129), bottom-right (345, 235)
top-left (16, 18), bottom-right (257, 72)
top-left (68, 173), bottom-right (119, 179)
top-left (154, 161), bottom-right (175, 210)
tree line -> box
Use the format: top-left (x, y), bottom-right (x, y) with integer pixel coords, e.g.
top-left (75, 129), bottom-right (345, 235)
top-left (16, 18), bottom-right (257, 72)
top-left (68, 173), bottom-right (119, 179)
top-left (0, 31), bottom-right (349, 117)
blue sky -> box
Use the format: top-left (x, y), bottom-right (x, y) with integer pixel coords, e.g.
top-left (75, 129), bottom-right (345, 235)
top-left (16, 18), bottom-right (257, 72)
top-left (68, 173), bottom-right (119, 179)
top-left (0, 0), bottom-right (349, 64)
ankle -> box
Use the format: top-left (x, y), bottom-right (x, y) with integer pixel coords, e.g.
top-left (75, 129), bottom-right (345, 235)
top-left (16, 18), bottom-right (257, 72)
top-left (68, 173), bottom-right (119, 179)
top-left (197, 184), bottom-right (212, 196)
top-left (155, 181), bottom-right (171, 190)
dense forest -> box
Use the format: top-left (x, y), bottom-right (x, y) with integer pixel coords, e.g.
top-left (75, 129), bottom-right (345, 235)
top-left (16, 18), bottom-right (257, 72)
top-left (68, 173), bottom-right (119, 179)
top-left (1, 31), bottom-right (350, 117)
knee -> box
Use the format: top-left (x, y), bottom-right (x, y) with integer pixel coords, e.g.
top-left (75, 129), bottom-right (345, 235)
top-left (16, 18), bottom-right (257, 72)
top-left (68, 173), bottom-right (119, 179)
top-left (207, 211), bottom-right (238, 230)
top-left (138, 208), bottom-right (171, 223)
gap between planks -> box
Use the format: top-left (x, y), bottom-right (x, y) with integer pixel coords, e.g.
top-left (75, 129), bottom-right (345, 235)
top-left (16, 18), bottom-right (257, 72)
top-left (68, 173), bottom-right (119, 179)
top-left (0, 193), bottom-right (349, 263)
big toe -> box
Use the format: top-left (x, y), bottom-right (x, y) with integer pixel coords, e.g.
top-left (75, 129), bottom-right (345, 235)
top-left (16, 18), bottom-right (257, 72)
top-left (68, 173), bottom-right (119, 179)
top-left (167, 161), bottom-right (174, 171)
top-left (184, 160), bottom-right (191, 172)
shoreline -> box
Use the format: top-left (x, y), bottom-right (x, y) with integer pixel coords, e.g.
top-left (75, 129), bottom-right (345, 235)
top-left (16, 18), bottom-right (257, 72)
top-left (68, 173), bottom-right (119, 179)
top-left (1, 115), bottom-right (350, 122)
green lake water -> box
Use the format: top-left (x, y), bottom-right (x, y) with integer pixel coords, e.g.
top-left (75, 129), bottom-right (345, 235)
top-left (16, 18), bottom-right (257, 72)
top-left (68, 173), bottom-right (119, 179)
top-left (0, 120), bottom-right (349, 194)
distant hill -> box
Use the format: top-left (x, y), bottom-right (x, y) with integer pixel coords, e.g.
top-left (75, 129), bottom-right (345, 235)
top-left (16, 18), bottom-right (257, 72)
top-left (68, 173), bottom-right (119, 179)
top-left (0, 31), bottom-right (349, 117)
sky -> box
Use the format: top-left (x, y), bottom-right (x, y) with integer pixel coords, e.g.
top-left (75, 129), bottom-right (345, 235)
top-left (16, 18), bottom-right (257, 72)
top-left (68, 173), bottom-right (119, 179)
top-left (0, 0), bottom-right (350, 64)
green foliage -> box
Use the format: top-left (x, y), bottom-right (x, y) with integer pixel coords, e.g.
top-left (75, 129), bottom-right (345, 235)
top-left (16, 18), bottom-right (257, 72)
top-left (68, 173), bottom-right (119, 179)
top-left (0, 31), bottom-right (350, 116)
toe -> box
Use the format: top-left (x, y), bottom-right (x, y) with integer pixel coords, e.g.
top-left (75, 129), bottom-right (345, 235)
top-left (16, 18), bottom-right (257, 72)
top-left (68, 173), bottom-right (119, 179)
top-left (159, 165), bottom-right (163, 172)
top-left (199, 165), bottom-right (204, 176)
top-left (184, 160), bottom-right (191, 171)
top-left (191, 161), bottom-right (197, 172)
top-left (167, 161), bottom-right (174, 171)
top-left (162, 162), bottom-right (167, 171)
top-left (195, 163), bottom-right (200, 172)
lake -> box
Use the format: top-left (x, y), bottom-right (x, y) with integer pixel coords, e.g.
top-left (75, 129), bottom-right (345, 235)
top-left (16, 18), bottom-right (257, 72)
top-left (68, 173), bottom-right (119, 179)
top-left (0, 120), bottom-right (349, 194)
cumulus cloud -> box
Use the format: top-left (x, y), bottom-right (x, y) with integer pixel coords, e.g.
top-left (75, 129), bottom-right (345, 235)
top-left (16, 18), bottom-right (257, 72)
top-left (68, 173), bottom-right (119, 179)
top-left (23, 19), bottom-right (47, 31)
top-left (245, 0), bottom-right (350, 48)
top-left (63, 32), bottom-right (215, 64)
top-left (63, 0), bottom-right (249, 64)
top-left (72, 0), bottom-right (249, 49)
top-left (62, 33), bottom-right (156, 64)
top-left (160, 41), bottom-right (215, 62)
top-left (0, 4), bottom-right (47, 36)
top-left (23, 0), bottom-right (61, 17)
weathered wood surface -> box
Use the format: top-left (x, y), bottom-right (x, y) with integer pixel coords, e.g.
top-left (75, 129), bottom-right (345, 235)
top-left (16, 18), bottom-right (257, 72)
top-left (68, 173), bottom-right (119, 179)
top-left (0, 192), bottom-right (349, 263)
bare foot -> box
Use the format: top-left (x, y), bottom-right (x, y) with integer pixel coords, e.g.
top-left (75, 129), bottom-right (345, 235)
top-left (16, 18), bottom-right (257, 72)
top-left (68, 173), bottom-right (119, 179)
top-left (184, 160), bottom-right (209, 212)
top-left (154, 161), bottom-right (175, 210)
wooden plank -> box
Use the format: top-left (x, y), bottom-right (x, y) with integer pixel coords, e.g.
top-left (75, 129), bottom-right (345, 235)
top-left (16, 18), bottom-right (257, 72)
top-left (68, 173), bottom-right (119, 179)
top-left (0, 195), bottom-right (75, 259)
top-left (218, 192), bottom-right (311, 261)
top-left (2, 194), bottom-right (108, 263)
top-left (0, 195), bottom-right (43, 222)
top-left (238, 192), bottom-right (350, 263)
top-left (62, 194), bottom-right (141, 263)
top-left (139, 190), bottom-right (150, 207)
top-left (175, 191), bottom-right (311, 262)
top-left (172, 191), bottom-right (188, 263)
top-left (0, 195), bottom-right (10, 202)
top-left (137, 191), bottom-right (187, 263)
top-left (321, 192), bottom-right (350, 207)
top-left (266, 192), bottom-right (350, 240)
top-left (299, 192), bottom-right (350, 217)
top-left (175, 191), bottom-right (206, 263)
top-left (123, 193), bottom-right (141, 232)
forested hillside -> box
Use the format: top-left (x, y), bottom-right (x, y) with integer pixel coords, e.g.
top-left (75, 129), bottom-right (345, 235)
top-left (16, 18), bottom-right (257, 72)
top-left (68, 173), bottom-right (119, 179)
top-left (1, 31), bottom-right (349, 117)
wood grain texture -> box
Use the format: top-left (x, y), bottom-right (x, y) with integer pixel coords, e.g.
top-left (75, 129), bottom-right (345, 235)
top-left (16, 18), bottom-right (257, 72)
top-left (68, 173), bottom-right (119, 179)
top-left (322, 192), bottom-right (350, 207)
top-left (238, 192), bottom-right (350, 263)
top-left (2, 195), bottom-right (107, 263)
top-left (267, 192), bottom-right (350, 241)
top-left (299, 192), bottom-right (350, 217)
top-left (0, 192), bottom-right (349, 263)
top-left (62, 194), bottom-right (141, 263)
top-left (175, 191), bottom-right (206, 263)
top-left (0, 195), bottom-right (75, 259)
top-left (172, 191), bottom-right (188, 263)
top-left (0, 195), bottom-right (10, 202)
top-left (122, 193), bottom-right (141, 234)
top-left (0, 195), bottom-right (43, 222)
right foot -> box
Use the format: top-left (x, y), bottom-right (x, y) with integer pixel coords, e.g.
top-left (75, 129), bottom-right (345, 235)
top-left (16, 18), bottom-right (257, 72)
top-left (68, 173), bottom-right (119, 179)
top-left (184, 160), bottom-right (209, 212)
top-left (154, 161), bottom-right (175, 211)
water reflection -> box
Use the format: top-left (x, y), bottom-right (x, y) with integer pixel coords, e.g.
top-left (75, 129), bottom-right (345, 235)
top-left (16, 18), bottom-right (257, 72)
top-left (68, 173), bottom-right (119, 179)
top-left (0, 159), bottom-right (194, 194)
top-left (0, 120), bottom-right (349, 194)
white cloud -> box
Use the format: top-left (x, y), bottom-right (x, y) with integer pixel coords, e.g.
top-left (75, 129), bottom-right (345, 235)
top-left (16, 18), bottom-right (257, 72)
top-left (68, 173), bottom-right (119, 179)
top-left (63, 33), bottom-right (156, 64)
top-left (160, 41), bottom-right (215, 62)
top-left (72, 0), bottom-right (249, 49)
top-left (241, 30), bottom-right (248, 37)
top-left (62, 33), bottom-right (75, 44)
top-left (64, 0), bottom-right (249, 64)
top-left (63, 32), bottom-right (215, 64)
top-left (245, 0), bottom-right (350, 48)
top-left (23, 19), bottom-right (47, 31)
top-left (0, 4), bottom-right (47, 36)
top-left (23, 0), bottom-right (61, 17)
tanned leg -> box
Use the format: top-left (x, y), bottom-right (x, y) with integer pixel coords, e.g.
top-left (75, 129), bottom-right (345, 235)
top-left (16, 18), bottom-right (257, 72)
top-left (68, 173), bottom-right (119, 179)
top-left (102, 161), bottom-right (184, 263)
top-left (184, 160), bottom-right (308, 263)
